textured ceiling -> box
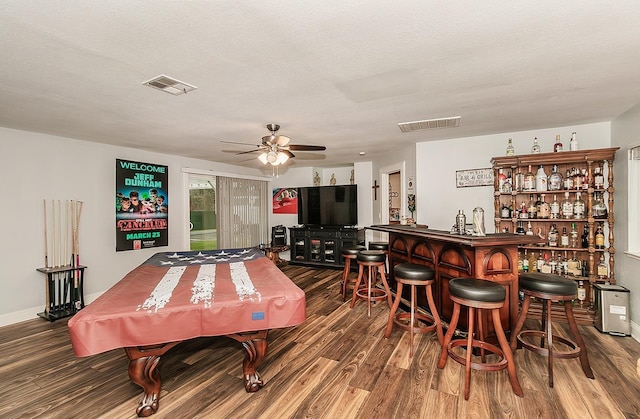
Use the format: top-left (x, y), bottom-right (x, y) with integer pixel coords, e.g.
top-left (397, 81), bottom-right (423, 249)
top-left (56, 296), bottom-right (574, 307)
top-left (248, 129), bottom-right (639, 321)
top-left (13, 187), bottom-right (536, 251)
top-left (1, 1), bottom-right (640, 172)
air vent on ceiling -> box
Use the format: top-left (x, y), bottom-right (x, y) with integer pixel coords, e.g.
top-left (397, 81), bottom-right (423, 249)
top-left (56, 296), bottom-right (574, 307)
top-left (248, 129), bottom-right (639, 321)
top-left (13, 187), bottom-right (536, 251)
top-left (142, 75), bottom-right (197, 95)
top-left (398, 116), bottom-right (461, 133)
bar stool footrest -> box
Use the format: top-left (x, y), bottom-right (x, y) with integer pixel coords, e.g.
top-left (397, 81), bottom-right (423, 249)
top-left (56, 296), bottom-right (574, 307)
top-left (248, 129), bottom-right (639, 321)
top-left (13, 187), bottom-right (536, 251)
top-left (393, 312), bottom-right (438, 335)
top-left (448, 339), bottom-right (508, 371)
top-left (517, 331), bottom-right (581, 359)
top-left (355, 288), bottom-right (387, 302)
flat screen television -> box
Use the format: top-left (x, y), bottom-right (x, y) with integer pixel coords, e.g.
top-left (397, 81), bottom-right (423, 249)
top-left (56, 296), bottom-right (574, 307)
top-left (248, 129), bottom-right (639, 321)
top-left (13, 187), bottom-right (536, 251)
top-left (297, 185), bottom-right (358, 227)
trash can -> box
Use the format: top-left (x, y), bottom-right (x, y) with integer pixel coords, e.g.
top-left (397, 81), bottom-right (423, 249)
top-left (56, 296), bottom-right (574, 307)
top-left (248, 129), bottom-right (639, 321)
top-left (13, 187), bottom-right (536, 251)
top-left (593, 284), bottom-right (631, 336)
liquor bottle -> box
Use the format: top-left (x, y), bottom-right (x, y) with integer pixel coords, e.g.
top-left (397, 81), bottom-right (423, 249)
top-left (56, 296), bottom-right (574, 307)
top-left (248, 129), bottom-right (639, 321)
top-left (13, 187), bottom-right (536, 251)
top-left (522, 249), bottom-right (529, 272)
top-left (517, 251), bottom-right (524, 272)
top-left (574, 167), bottom-right (583, 190)
top-left (549, 250), bottom-right (557, 272)
top-left (523, 165), bottom-right (535, 191)
top-left (597, 254), bottom-right (608, 279)
top-left (556, 252), bottom-right (564, 275)
top-left (506, 138), bottom-right (515, 156)
top-left (577, 281), bottom-right (586, 305)
top-left (525, 221), bottom-right (534, 235)
top-left (573, 191), bottom-right (585, 219)
top-left (537, 227), bottom-right (546, 245)
top-left (540, 253), bottom-right (552, 273)
top-left (560, 226), bottom-right (569, 247)
top-left (537, 252), bottom-right (545, 272)
top-left (550, 194), bottom-right (560, 219)
top-left (516, 221), bottom-right (526, 235)
top-left (581, 168), bottom-right (589, 190)
top-left (593, 192), bottom-right (608, 219)
top-left (502, 171), bottom-right (513, 193)
top-left (570, 222), bottom-right (578, 248)
top-left (528, 251), bottom-right (537, 273)
top-left (568, 251), bottom-right (581, 276)
top-left (569, 132), bottom-right (579, 151)
top-left (562, 251), bottom-right (570, 275)
top-left (519, 201), bottom-right (528, 219)
top-left (527, 194), bottom-right (538, 219)
top-left (564, 169), bottom-right (574, 190)
top-left (548, 165), bottom-right (563, 191)
top-left (498, 168), bottom-right (506, 191)
top-left (538, 194), bottom-right (550, 219)
top-left (561, 192), bottom-right (573, 219)
top-left (515, 167), bottom-right (524, 192)
top-left (501, 203), bottom-right (511, 219)
top-left (531, 137), bottom-right (541, 153)
top-left (553, 134), bottom-right (563, 152)
top-left (595, 223), bottom-right (605, 249)
top-left (548, 223), bottom-right (558, 247)
top-left (535, 165), bottom-right (548, 191)
top-left (594, 165), bottom-right (605, 189)
top-left (581, 224), bottom-right (590, 248)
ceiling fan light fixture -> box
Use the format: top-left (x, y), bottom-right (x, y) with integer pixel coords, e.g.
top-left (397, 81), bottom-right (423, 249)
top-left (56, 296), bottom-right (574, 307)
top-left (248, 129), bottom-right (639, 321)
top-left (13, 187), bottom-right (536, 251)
top-left (258, 152), bottom-right (269, 164)
top-left (275, 151), bottom-right (289, 165)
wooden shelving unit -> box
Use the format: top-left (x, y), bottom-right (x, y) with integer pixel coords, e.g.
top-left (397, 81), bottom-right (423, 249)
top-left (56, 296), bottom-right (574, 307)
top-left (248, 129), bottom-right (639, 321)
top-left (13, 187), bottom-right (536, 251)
top-left (491, 147), bottom-right (619, 323)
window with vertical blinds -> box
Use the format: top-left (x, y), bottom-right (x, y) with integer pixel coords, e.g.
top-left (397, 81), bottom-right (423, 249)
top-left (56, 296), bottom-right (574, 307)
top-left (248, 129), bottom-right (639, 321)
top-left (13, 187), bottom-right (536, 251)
top-left (216, 176), bottom-right (270, 249)
top-left (629, 145), bottom-right (640, 254)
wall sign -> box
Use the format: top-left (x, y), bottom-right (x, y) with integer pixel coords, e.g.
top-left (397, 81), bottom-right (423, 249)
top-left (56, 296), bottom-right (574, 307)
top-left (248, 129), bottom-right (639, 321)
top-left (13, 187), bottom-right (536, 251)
top-left (116, 159), bottom-right (168, 251)
top-left (456, 168), bottom-right (494, 188)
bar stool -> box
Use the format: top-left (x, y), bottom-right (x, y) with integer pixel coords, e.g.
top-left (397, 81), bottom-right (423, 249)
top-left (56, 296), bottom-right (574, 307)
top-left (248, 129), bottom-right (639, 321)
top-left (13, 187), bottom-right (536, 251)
top-left (368, 241), bottom-right (389, 275)
top-left (510, 272), bottom-right (594, 388)
top-left (340, 245), bottom-right (366, 301)
top-left (350, 250), bottom-right (393, 317)
top-left (384, 263), bottom-right (444, 357)
top-left (437, 278), bottom-right (523, 400)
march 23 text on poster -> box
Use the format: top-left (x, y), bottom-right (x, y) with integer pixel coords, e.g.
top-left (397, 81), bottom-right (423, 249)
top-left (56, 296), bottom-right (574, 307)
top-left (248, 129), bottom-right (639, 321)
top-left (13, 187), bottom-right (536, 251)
top-left (115, 159), bottom-right (168, 251)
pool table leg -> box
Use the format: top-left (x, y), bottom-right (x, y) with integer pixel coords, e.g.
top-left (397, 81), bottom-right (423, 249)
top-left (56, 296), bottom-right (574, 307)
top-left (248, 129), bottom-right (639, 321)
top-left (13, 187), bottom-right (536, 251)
top-left (228, 330), bottom-right (269, 392)
top-left (125, 342), bottom-right (180, 417)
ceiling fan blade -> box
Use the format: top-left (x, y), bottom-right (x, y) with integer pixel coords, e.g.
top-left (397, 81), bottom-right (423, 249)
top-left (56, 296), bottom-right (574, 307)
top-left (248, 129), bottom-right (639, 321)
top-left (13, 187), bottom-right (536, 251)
top-left (275, 135), bottom-right (291, 146)
top-left (288, 144), bottom-right (326, 151)
top-left (220, 140), bottom-right (259, 147)
top-left (236, 149), bottom-right (261, 155)
top-left (282, 150), bottom-right (295, 158)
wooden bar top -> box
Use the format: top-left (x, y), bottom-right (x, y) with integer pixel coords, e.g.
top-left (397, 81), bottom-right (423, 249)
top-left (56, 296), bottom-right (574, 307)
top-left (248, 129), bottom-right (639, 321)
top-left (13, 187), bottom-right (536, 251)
top-left (368, 224), bottom-right (544, 247)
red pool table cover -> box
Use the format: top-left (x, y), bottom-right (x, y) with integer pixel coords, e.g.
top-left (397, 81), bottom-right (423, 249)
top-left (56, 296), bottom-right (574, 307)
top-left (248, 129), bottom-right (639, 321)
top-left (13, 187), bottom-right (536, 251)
top-left (68, 248), bottom-right (306, 356)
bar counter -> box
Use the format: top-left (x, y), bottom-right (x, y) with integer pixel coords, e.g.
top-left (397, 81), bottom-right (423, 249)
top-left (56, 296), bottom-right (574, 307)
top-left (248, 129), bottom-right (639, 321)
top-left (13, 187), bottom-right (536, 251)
top-left (368, 225), bottom-right (542, 333)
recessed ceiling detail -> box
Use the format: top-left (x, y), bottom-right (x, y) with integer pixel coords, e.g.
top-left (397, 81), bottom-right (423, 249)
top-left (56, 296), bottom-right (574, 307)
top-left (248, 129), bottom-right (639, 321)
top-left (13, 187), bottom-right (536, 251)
top-left (142, 75), bottom-right (197, 95)
top-left (398, 116), bottom-right (461, 133)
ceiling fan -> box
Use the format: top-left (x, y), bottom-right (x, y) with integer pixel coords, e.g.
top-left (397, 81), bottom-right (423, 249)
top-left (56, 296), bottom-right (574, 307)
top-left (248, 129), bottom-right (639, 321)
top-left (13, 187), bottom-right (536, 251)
top-left (222, 123), bottom-right (326, 166)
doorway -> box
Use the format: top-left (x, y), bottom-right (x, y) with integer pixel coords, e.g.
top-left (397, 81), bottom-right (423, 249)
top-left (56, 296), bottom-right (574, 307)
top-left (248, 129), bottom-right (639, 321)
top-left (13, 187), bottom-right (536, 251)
top-left (388, 171), bottom-right (401, 223)
top-left (188, 174), bottom-right (217, 250)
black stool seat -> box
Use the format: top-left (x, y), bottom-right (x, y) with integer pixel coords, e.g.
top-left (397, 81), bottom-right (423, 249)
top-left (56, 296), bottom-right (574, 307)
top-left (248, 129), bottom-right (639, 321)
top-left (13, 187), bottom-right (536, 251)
top-left (368, 242), bottom-right (389, 251)
top-left (449, 278), bottom-right (506, 303)
top-left (341, 245), bottom-right (366, 256)
top-left (339, 245), bottom-right (366, 302)
top-left (357, 250), bottom-right (386, 263)
top-left (519, 272), bottom-right (577, 296)
top-left (394, 263), bottom-right (435, 281)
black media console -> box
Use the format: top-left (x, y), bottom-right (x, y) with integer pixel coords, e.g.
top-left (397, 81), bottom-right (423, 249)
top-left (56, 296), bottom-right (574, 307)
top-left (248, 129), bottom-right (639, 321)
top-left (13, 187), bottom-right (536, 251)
top-left (289, 226), bottom-right (364, 268)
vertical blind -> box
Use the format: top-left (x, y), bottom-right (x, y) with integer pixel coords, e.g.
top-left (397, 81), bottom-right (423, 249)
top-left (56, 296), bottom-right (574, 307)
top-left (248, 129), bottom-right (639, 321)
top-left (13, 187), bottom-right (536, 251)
top-left (216, 176), bottom-right (270, 248)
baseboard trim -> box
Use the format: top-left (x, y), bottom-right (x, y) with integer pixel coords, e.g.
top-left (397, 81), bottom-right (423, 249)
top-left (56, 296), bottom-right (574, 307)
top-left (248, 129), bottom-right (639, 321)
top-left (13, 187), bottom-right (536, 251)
top-left (0, 292), bottom-right (101, 328)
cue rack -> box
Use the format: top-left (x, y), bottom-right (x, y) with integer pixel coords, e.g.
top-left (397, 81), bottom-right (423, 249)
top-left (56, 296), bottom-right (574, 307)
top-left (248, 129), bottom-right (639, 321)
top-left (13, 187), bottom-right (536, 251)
top-left (37, 199), bottom-right (86, 321)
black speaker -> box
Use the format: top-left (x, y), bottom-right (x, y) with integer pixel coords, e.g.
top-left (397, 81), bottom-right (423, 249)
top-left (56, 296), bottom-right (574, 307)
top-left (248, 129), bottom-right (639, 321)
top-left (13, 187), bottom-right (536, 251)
top-left (271, 225), bottom-right (287, 246)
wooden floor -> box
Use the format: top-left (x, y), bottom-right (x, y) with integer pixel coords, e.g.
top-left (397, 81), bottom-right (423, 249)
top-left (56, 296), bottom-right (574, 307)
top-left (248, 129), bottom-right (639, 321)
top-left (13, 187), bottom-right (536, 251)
top-left (1, 265), bottom-right (640, 418)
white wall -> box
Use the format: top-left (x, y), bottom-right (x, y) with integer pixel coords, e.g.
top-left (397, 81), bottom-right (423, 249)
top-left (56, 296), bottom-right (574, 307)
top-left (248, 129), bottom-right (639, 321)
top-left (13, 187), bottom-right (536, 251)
top-left (612, 103), bottom-right (640, 339)
top-left (0, 127), bottom-right (265, 326)
top-left (416, 123), bottom-right (612, 230)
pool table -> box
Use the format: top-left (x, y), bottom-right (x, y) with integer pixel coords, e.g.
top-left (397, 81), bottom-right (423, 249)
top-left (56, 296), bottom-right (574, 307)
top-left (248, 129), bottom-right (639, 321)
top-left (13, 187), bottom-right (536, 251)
top-left (68, 248), bottom-right (306, 417)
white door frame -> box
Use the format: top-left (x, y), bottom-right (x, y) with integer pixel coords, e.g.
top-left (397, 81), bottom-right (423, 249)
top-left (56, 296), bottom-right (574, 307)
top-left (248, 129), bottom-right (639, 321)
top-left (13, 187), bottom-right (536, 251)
top-left (372, 161), bottom-right (405, 244)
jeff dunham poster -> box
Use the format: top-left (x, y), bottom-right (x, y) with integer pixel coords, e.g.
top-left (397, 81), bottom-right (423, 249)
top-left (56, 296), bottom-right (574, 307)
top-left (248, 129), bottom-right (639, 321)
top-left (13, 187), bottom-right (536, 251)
top-left (116, 159), bottom-right (168, 251)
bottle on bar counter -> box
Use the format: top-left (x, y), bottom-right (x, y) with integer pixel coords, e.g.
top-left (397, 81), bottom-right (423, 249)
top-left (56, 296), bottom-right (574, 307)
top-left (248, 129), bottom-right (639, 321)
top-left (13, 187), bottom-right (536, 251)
top-left (553, 134), bottom-right (563, 152)
top-left (577, 281), bottom-right (586, 305)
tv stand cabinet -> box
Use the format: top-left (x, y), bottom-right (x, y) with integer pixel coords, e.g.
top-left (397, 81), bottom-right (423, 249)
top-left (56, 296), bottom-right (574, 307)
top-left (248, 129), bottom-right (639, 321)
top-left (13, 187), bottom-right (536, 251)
top-left (289, 226), bottom-right (364, 268)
